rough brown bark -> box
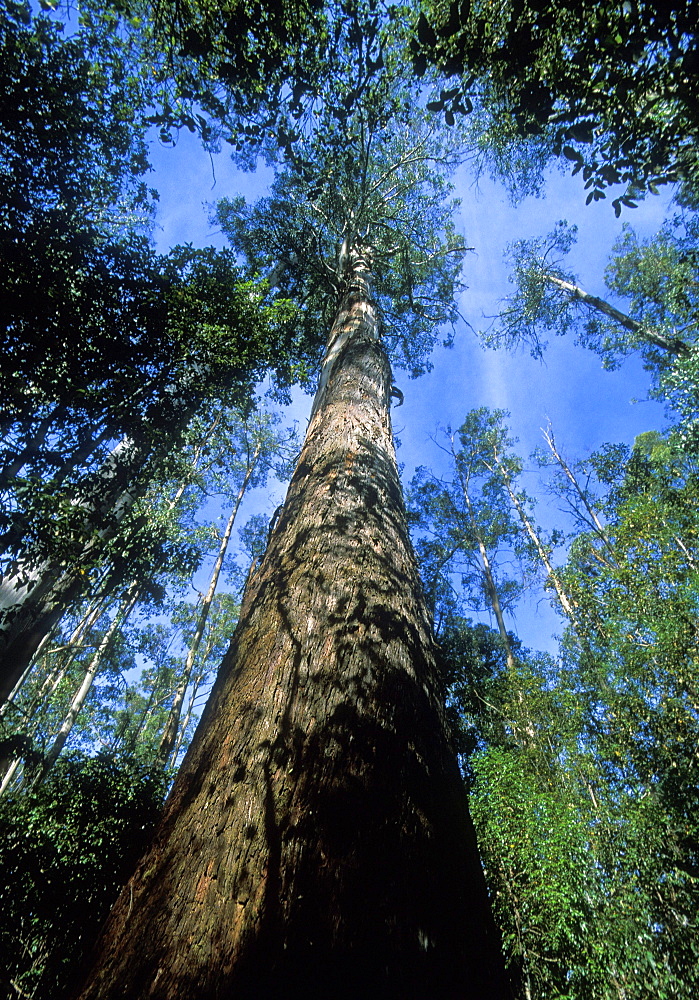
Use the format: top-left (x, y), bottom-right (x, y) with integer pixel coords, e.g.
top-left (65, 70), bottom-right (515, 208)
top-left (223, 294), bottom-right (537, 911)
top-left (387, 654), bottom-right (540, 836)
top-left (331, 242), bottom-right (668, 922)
top-left (74, 264), bottom-right (509, 1000)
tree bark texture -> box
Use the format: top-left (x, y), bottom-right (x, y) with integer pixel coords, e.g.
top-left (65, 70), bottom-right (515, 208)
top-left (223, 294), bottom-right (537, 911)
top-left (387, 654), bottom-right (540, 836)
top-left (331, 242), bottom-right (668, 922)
top-left (75, 267), bottom-right (509, 1000)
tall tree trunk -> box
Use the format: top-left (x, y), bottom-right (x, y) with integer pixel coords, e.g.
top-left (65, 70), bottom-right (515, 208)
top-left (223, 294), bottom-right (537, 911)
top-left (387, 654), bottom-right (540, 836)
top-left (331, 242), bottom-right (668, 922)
top-left (490, 456), bottom-right (580, 628)
top-left (157, 447), bottom-right (259, 765)
top-left (34, 583), bottom-right (140, 784)
top-left (0, 596), bottom-right (109, 793)
top-left (477, 534), bottom-right (517, 673)
top-left (543, 273), bottom-right (691, 357)
top-left (74, 257), bottom-right (509, 1000)
top-left (0, 755), bottom-right (21, 796)
top-left (468, 532), bottom-right (536, 744)
top-left (0, 438), bottom-right (147, 702)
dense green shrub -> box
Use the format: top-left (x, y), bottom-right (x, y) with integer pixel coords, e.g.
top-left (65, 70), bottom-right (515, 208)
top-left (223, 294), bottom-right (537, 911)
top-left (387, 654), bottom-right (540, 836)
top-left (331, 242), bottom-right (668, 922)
top-left (0, 753), bottom-right (167, 999)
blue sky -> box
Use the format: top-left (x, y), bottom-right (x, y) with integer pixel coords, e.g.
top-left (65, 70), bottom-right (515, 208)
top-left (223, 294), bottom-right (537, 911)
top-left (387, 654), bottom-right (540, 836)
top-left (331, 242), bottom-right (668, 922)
top-left (147, 131), bottom-right (675, 654)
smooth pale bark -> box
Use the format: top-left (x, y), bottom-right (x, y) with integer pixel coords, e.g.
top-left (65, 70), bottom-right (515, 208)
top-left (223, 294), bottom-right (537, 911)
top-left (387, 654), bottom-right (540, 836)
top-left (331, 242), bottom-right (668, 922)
top-left (0, 438), bottom-right (147, 702)
top-left (541, 425), bottom-right (615, 557)
top-left (157, 453), bottom-right (258, 765)
top-left (543, 273), bottom-right (691, 357)
top-left (168, 659), bottom-right (208, 767)
top-left (504, 485), bottom-right (578, 624)
top-left (34, 584), bottom-right (140, 784)
top-left (0, 593), bottom-right (106, 721)
top-left (0, 566), bottom-right (87, 704)
top-left (74, 261), bottom-right (509, 1000)
top-left (476, 532), bottom-right (516, 672)
top-left (458, 517), bottom-right (536, 744)
top-left (0, 755), bottom-right (20, 796)
top-left (0, 596), bottom-right (108, 794)
top-left (451, 457), bottom-right (518, 674)
top-left (486, 450), bottom-right (579, 628)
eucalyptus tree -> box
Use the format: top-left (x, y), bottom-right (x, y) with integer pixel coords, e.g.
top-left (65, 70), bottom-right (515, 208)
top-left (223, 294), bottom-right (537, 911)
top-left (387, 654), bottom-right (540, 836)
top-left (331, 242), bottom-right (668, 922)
top-left (407, 405), bottom-right (699, 994)
top-left (97, 592), bottom-right (242, 770)
top-left (0, 491), bottom-right (197, 794)
top-left (102, 620), bottom-right (187, 762)
top-left (548, 432), bottom-right (699, 997)
top-left (1, 1), bottom-right (314, 701)
top-left (478, 417), bottom-right (577, 627)
top-left (430, 424), bottom-right (699, 997)
top-left (31, 584), bottom-right (142, 787)
top-left (0, 412), bottom-right (219, 786)
top-left (483, 217), bottom-right (699, 364)
top-left (0, 592), bottom-right (142, 797)
top-left (75, 13), bottom-right (509, 998)
top-left (407, 410), bottom-right (538, 674)
top-left (162, 594), bottom-right (241, 766)
top-left (557, 435), bottom-right (699, 795)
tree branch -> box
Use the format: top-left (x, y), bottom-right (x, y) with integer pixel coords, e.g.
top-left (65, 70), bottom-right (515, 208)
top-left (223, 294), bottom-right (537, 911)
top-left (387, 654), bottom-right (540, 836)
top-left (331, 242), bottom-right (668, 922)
top-left (544, 274), bottom-right (691, 357)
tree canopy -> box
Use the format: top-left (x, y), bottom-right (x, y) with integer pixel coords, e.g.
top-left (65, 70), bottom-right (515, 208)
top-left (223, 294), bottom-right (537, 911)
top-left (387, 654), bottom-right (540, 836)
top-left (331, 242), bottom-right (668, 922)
top-left (3, 1), bottom-right (699, 997)
top-left (412, 0), bottom-right (699, 210)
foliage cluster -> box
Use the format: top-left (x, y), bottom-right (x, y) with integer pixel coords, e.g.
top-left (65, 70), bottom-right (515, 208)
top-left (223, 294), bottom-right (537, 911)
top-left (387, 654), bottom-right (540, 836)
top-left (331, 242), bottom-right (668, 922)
top-left (0, 753), bottom-right (168, 1000)
top-left (413, 0), bottom-right (699, 210)
top-left (412, 408), bottom-right (699, 998)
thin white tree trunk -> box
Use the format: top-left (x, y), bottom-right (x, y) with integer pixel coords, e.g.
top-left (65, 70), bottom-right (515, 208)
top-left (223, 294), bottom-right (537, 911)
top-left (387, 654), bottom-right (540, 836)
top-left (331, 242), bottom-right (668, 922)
top-left (491, 454), bottom-right (580, 628)
top-left (455, 469), bottom-right (518, 672)
top-left (34, 584), bottom-right (140, 783)
top-left (542, 424), bottom-right (614, 554)
top-left (544, 273), bottom-right (690, 356)
top-left (0, 757), bottom-right (21, 796)
top-left (157, 448), bottom-right (260, 765)
top-left (0, 597), bottom-right (110, 795)
top-left (477, 534), bottom-right (517, 672)
top-left (455, 462), bottom-right (537, 742)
